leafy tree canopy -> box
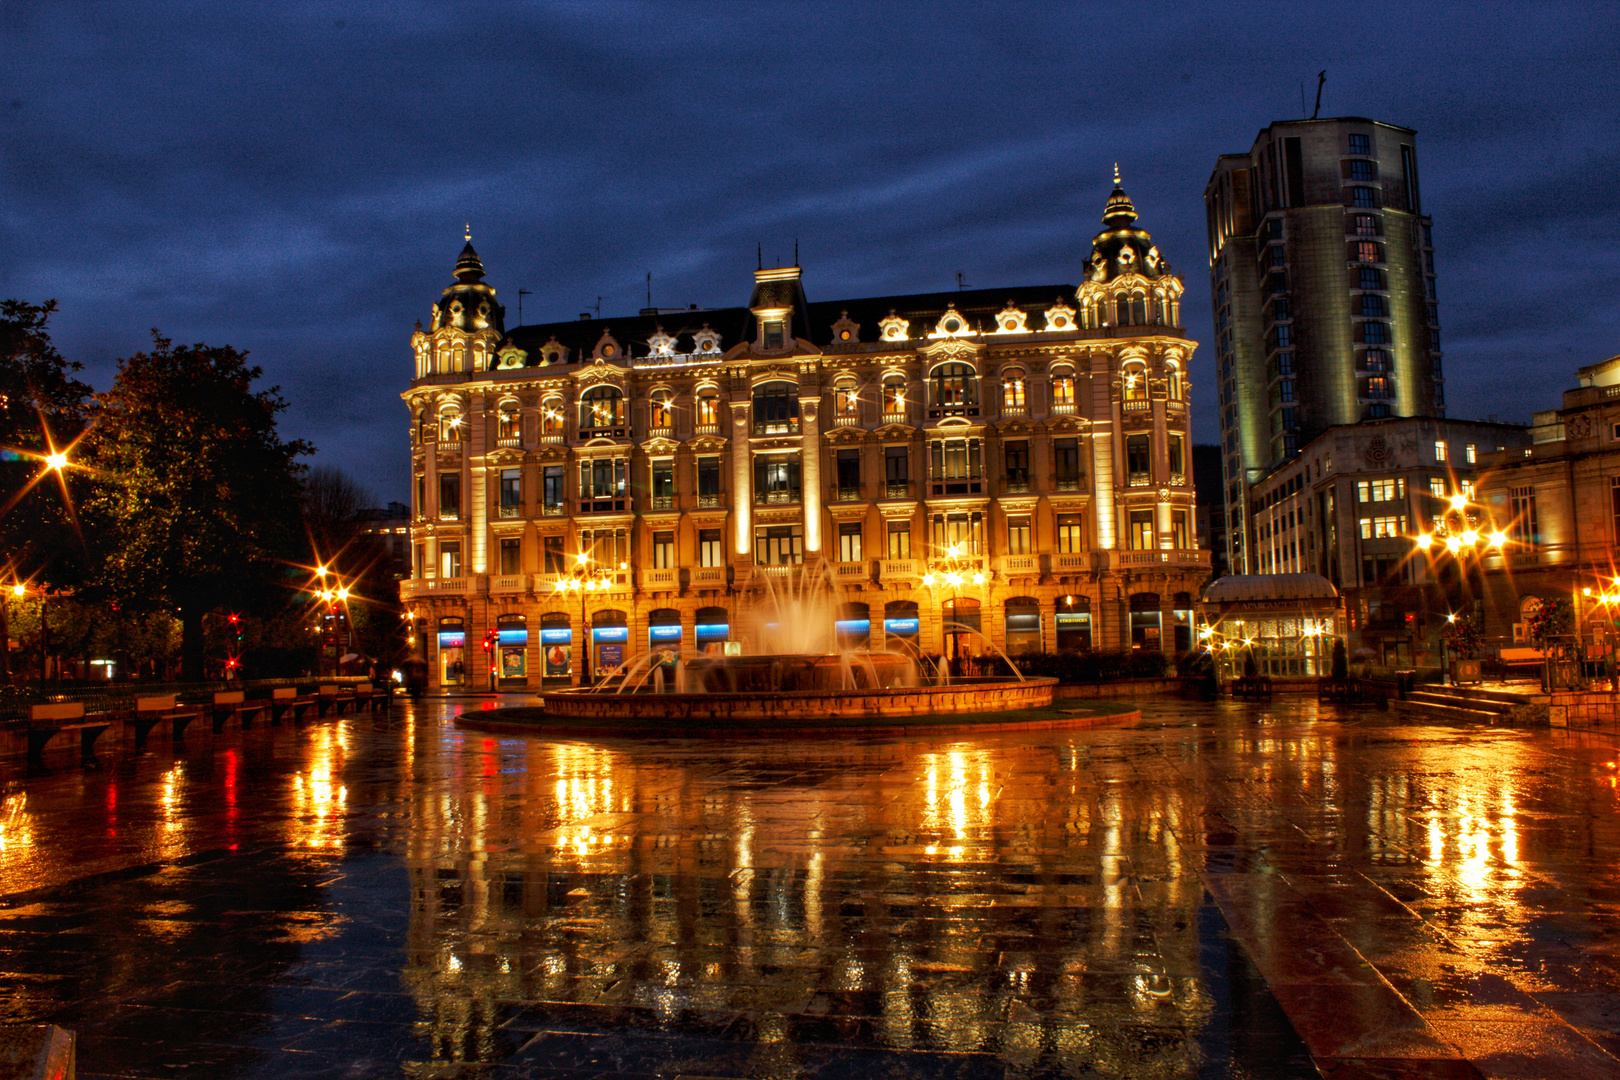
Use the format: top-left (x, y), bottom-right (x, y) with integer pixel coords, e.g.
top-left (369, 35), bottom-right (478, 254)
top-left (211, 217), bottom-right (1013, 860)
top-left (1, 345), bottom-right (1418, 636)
top-left (0, 299), bottom-right (93, 587)
top-left (82, 333), bottom-right (312, 678)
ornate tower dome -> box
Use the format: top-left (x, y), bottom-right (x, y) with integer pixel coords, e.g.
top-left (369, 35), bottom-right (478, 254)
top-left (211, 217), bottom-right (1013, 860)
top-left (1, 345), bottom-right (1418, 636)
top-left (410, 229), bottom-right (506, 379)
top-left (1075, 168), bottom-right (1184, 330)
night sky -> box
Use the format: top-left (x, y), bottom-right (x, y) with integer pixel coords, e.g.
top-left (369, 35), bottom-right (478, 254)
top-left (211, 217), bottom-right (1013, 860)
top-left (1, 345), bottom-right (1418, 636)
top-left (4, 2), bottom-right (1618, 502)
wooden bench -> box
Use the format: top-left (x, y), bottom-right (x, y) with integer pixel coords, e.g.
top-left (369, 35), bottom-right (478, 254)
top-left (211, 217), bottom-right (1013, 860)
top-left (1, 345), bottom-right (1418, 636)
top-left (350, 680), bottom-right (389, 713)
top-left (1230, 675), bottom-right (1273, 700)
top-left (268, 686), bottom-right (315, 723)
top-left (27, 702), bottom-right (113, 759)
top-left (210, 689), bottom-right (269, 732)
top-left (316, 683), bottom-right (347, 717)
top-left (133, 694), bottom-right (203, 745)
top-left (1318, 677), bottom-right (1361, 703)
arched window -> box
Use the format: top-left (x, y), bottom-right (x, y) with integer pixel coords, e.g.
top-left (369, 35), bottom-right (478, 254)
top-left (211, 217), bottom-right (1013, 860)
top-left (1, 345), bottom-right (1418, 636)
top-left (497, 403), bottom-right (519, 440)
top-left (834, 377), bottom-right (859, 420)
top-left (541, 396), bottom-right (565, 436)
top-left (1002, 368), bottom-right (1026, 410)
top-left (1166, 361), bottom-right (1183, 401)
top-left (1130, 293), bottom-right (1147, 326)
top-left (696, 389), bottom-right (719, 429)
top-left (929, 362), bottom-right (979, 418)
top-left (1115, 295), bottom-right (1130, 326)
top-left (752, 380), bottom-right (799, 435)
top-left (452, 342), bottom-right (465, 371)
top-left (882, 374), bottom-right (907, 418)
top-left (1050, 366), bottom-right (1076, 412)
top-left (1122, 363), bottom-right (1148, 402)
top-left (580, 385), bottom-right (625, 432)
top-left (472, 343), bottom-right (485, 370)
top-left (649, 390), bottom-right (673, 430)
top-left (438, 406), bottom-right (463, 442)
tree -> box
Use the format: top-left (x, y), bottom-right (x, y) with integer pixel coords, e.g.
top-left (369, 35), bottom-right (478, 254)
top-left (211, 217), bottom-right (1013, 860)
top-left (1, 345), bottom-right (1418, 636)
top-left (0, 300), bottom-right (92, 681)
top-left (302, 464), bottom-right (371, 562)
top-left (82, 333), bottom-right (312, 680)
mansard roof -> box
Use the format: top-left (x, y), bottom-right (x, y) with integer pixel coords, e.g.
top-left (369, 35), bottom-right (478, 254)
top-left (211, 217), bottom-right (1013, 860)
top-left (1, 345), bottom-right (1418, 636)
top-left (501, 283), bottom-right (1075, 363)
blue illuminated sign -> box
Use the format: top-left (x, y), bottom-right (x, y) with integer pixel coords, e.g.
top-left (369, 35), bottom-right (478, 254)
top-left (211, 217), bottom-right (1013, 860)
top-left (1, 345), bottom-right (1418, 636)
top-left (695, 623), bottom-right (729, 641)
top-left (592, 626), bottom-right (629, 643)
top-left (437, 631), bottom-right (465, 648)
top-left (497, 629), bottom-right (528, 646)
top-left (883, 618), bottom-right (919, 635)
top-left (540, 627), bottom-right (572, 644)
top-left (835, 619), bottom-right (871, 636)
top-left (649, 624), bottom-right (682, 641)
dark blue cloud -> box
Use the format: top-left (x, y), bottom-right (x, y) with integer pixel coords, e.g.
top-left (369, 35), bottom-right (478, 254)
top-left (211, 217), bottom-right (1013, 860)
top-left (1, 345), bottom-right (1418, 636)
top-left (2, 0), bottom-right (1617, 498)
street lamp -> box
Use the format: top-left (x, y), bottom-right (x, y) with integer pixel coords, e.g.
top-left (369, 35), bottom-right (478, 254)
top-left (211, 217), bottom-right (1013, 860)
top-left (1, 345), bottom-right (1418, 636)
top-left (553, 554), bottom-right (623, 685)
top-left (310, 566), bottom-right (352, 678)
top-left (920, 542), bottom-right (988, 673)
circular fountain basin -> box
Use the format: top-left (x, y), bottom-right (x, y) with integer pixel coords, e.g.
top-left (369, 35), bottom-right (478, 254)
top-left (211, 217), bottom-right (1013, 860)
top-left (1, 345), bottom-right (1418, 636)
top-left (538, 674), bottom-right (1059, 725)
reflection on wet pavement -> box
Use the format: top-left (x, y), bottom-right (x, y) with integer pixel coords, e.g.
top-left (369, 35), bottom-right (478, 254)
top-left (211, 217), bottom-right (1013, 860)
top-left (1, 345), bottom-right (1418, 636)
top-left (6, 698), bottom-right (1620, 1077)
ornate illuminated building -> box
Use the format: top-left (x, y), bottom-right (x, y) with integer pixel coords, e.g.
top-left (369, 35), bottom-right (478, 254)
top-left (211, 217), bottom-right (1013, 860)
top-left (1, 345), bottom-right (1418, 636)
top-left (1206, 118), bottom-right (1443, 575)
top-left (401, 180), bottom-right (1209, 688)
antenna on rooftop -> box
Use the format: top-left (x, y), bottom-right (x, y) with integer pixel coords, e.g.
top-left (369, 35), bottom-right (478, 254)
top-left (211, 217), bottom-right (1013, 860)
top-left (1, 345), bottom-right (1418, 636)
top-left (517, 288), bottom-right (532, 326)
top-left (646, 271), bottom-right (652, 310)
top-left (794, 238), bottom-right (799, 266)
top-left (594, 296), bottom-right (602, 319)
top-left (1312, 71), bottom-right (1326, 120)
top-left (757, 243), bottom-right (762, 270)
top-left (957, 271), bottom-right (970, 292)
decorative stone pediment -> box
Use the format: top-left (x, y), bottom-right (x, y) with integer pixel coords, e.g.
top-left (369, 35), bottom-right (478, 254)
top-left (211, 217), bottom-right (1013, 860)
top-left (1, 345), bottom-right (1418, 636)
top-left (994, 303), bottom-right (1028, 334)
top-left (927, 304), bottom-right (975, 339)
top-left (640, 437), bottom-right (680, 455)
top-left (487, 449), bottom-right (523, 466)
top-left (496, 345), bottom-right (528, 369)
top-left (919, 337), bottom-right (980, 364)
top-left (578, 359), bottom-right (624, 388)
top-left (1044, 301), bottom-right (1078, 332)
top-left (692, 324), bottom-right (723, 355)
top-left (878, 502), bottom-right (917, 519)
top-left (830, 311), bottom-right (860, 344)
top-left (688, 435), bottom-right (728, 452)
top-left (752, 508), bottom-right (802, 525)
top-left (536, 446), bottom-right (568, 463)
top-left (647, 326), bottom-right (677, 357)
top-left (591, 331), bottom-right (623, 362)
top-left (825, 427), bottom-right (866, 446)
top-left (538, 336), bottom-right (568, 366)
top-left (750, 363), bottom-right (799, 384)
top-left (879, 311), bottom-right (910, 342)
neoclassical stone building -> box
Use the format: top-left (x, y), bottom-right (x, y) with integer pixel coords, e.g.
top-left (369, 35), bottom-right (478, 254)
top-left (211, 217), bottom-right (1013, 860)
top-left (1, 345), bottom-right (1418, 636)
top-left (401, 180), bottom-right (1210, 687)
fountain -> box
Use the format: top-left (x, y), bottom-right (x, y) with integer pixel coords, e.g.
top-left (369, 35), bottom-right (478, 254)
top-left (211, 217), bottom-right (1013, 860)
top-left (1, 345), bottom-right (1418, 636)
top-left (532, 563), bottom-right (1060, 729)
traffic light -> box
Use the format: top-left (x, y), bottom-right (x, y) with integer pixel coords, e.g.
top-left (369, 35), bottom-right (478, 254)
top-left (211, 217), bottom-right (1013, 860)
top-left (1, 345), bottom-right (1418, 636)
top-left (483, 629), bottom-right (497, 652)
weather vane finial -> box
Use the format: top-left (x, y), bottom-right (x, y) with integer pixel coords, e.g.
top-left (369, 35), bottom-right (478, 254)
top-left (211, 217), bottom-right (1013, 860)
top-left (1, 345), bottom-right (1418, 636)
top-left (465, 223), bottom-right (471, 243)
top-left (1114, 163), bottom-right (1121, 184)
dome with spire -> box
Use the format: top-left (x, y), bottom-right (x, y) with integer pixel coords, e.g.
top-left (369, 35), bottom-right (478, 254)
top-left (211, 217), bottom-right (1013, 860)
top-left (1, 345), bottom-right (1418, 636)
top-left (431, 227), bottom-right (504, 336)
top-left (1081, 167), bottom-right (1172, 287)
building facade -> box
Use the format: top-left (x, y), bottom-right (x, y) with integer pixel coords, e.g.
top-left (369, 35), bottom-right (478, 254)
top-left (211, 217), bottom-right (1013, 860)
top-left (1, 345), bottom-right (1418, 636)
top-left (1206, 118), bottom-right (1443, 574)
top-left (1475, 355), bottom-right (1620, 645)
top-left (1245, 416), bottom-right (1527, 666)
top-left (401, 181), bottom-right (1210, 688)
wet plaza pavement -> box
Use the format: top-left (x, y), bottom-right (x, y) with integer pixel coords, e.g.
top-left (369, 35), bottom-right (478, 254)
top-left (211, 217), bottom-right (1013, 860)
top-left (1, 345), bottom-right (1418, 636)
top-left (6, 699), bottom-right (1620, 1078)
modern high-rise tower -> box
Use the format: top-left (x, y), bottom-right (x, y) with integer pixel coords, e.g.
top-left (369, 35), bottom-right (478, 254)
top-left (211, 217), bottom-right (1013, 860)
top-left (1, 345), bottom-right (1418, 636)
top-left (1205, 118), bottom-right (1441, 573)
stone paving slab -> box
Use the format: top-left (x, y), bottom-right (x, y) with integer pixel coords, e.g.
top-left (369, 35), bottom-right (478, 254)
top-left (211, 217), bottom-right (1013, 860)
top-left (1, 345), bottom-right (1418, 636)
top-left (9, 698), bottom-right (1620, 1076)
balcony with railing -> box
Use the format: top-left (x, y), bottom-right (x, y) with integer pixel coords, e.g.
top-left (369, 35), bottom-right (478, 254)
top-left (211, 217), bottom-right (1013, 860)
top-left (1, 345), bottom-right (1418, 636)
top-left (427, 576), bottom-right (469, 593)
top-left (881, 410), bottom-right (908, 425)
top-left (1127, 472), bottom-right (1151, 487)
top-left (489, 574), bottom-right (528, 594)
top-left (650, 495), bottom-right (675, 511)
top-left (695, 423), bottom-right (720, 436)
top-left (832, 486), bottom-right (863, 503)
top-left (880, 558), bottom-right (922, 581)
top-left (538, 431), bottom-right (565, 445)
top-left (753, 418), bottom-right (800, 436)
top-left (541, 502), bottom-right (566, 517)
top-left (698, 493), bottom-right (724, 508)
top-left (496, 436), bottom-right (522, 448)
top-left (639, 568), bottom-right (678, 589)
top-left (692, 565), bottom-right (727, 585)
top-left (1051, 552), bottom-right (1089, 572)
top-left (882, 481), bottom-right (912, 500)
top-left (1122, 399), bottom-right (1152, 412)
top-left (1114, 548), bottom-right (1212, 569)
top-left (1050, 402), bottom-right (1077, 415)
top-left (1001, 476), bottom-right (1031, 494)
top-left (754, 488), bottom-right (801, 506)
top-left (436, 439), bottom-right (463, 452)
top-left (832, 413), bottom-right (862, 427)
top-left (1001, 404), bottom-right (1027, 418)
top-left (999, 554), bottom-right (1039, 576)
top-left (497, 502), bottom-right (520, 518)
top-left (1053, 476), bottom-right (1084, 492)
top-left (835, 561), bottom-right (868, 580)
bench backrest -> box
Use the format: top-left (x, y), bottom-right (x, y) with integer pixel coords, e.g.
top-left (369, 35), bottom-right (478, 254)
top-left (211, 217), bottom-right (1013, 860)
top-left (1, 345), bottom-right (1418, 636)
top-left (355, 681), bottom-right (372, 693)
top-left (272, 687), bottom-right (297, 700)
top-left (1499, 647), bottom-right (1543, 662)
top-left (30, 702), bottom-right (86, 722)
top-left (318, 684), bottom-right (341, 696)
top-left (136, 694), bottom-right (177, 713)
top-left (213, 690), bottom-right (245, 706)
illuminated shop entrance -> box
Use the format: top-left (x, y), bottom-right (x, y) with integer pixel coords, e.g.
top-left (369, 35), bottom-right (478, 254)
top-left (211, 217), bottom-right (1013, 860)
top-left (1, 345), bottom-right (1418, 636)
top-left (836, 602), bottom-right (871, 649)
top-left (942, 597), bottom-right (981, 660)
top-left (695, 606), bottom-right (730, 654)
top-left (1055, 595), bottom-right (1092, 652)
top-left (496, 613), bottom-right (528, 686)
top-left (1130, 592), bottom-right (1162, 651)
top-left (437, 616), bottom-right (466, 686)
top-left (1005, 596), bottom-right (1041, 655)
top-left (540, 612), bottom-right (571, 683)
top-left (883, 600), bottom-right (920, 654)
top-left (590, 609), bottom-right (628, 683)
